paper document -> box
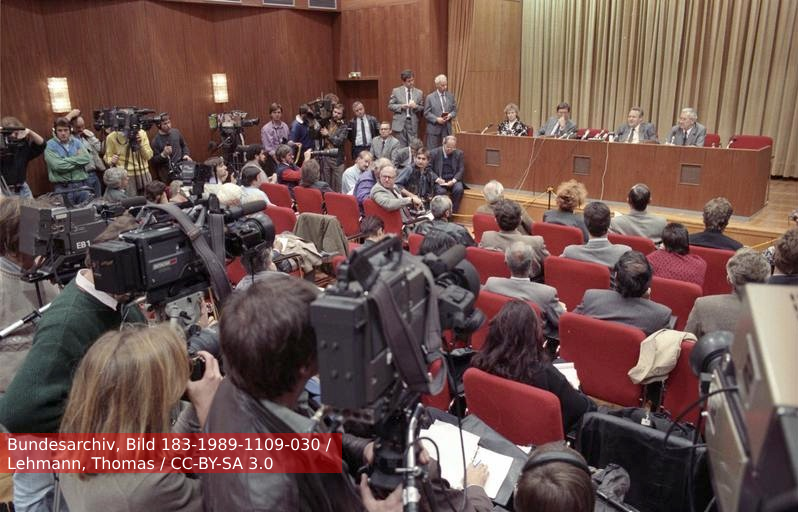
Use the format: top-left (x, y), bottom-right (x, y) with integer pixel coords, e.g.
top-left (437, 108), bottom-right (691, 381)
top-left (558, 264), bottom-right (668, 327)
top-left (554, 361), bottom-right (581, 389)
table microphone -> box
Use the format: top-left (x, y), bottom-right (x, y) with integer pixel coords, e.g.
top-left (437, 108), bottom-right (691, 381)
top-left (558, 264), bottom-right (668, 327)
top-left (480, 123), bottom-right (493, 135)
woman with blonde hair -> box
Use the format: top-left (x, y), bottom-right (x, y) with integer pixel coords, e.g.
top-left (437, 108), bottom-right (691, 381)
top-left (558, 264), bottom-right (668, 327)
top-left (542, 179), bottom-right (589, 241)
top-left (59, 323), bottom-right (221, 511)
top-left (497, 103), bottom-right (529, 136)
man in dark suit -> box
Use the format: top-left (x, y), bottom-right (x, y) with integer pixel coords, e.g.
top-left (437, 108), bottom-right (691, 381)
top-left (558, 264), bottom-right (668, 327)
top-left (370, 121), bottom-right (401, 161)
top-left (689, 197), bottom-right (743, 250)
top-left (667, 107), bottom-right (706, 146)
top-left (614, 107), bottom-right (658, 143)
top-left (415, 195), bottom-right (475, 246)
top-left (388, 69), bottom-right (424, 146)
top-left (575, 251), bottom-right (673, 335)
top-left (428, 135), bottom-right (465, 212)
top-left (347, 101), bottom-right (378, 160)
top-left (537, 102), bottom-right (577, 137)
top-left (423, 74), bottom-right (457, 149)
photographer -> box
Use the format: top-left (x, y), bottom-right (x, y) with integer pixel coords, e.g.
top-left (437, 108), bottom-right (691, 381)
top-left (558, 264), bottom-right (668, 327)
top-left (45, 116), bottom-right (92, 205)
top-left (317, 102), bottom-right (347, 192)
top-left (149, 114), bottom-right (191, 183)
top-left (103, 122), bottom-right (154, 196)
top-left (0, 116), bottom-right (46, 198)
top-left (289, 104), bottom-right (316, 166)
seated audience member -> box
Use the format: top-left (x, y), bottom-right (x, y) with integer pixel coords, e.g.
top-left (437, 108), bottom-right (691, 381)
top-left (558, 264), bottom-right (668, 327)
top-left (484, 241), bottom-right (565, 340)
top-left (688, 197), bottom-right (743, 250)
top-left (763, 209), bottom-right (798, 268)
top-left (299, 159), bottom-right (333, 195)
top-left (144, 180), bottom-right (168, 203)
top-left (685, 248), bottom-right (770, 338)
top-left (497, 103), bottom-right (529, 136)
top-left (369, 164), bottom-right (423, 223)
top-left (354, 157), bottom-right (391, 209)
top-left (274, 143), bottom-right (302, 188)
top-left (475, 180), bottom-right (533, 235)
top-left (210, 182), bottom-right (243, 208)
top-left (562, 201), bottom-right (631, 268)
top-left (358, 215), bottom-right (387, 250)
top-left (575, 251), bottom-right (672, 335)
top-left (370, 121), bottom-right (400, 161)
top-left (538, 102), bottom-right (576, 137)
top-left (429, 135), bottom-right (465, 212)
top-left (168, 180), bottom-right (189, 204)
top-left (205, 156), bottom-right (230, 185)
top-left (240, 166), bottom-right (271, 205)
top-left (102, 166), bottom-right (129, 202)
top-left (59, 324), bottom-right (221, 512)
top-left (480, 199), bottom-right (548, 280)
top-left (235, 236), bottom-right (277, 292)
top-left (240, 143), bottom-right (274, 184)
top-left (393, 137), bottom-right (424, 181)
top-left (614, 106), bottom-right (658, 143)
top-left (415, 195), bottom-right (476, 246)
top-left (609, 183), bottom-right (667, 243)
top-left (418, 229), bottom-right (459, 257)
top-left (543, 180), bottom-right (589, 241)
top-left (472, 300), bottom-right (596, 432)
top-left (514, 443), bottom-right (595, 512)
top-left (647, 223), bottom-right (707, 287)
top-left (667, 107), bottom-right (706, 146)
top-left (341, 150), bottom-right (373, 195)
top-left (397, 147), bottom-right (437, 209)
top-left (769, 226), bottom-right (798, 285)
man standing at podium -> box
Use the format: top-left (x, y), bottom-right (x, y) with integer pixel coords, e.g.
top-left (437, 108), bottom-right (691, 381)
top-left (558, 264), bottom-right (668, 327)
top-left (615, 107), bottom-right (658, 143)
top-left (538, 102), bottom-right (576, 137)
top-left (667, 107), bottom-right (706, 146)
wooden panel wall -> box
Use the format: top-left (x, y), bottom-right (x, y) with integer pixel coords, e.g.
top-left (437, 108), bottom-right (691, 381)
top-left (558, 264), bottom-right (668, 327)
top-left (1, 0), bottom-right (336, 195)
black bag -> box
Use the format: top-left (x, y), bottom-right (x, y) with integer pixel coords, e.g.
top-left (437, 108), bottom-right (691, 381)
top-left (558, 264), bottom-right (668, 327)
top-left (606, 407), bottom-right (699, 441)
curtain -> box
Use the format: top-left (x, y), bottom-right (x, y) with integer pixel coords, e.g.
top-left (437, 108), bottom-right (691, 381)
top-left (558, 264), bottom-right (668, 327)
top-left (521, 0), bottom-right (798, 177)
top-left (448, 0), bottom-right (475, 133)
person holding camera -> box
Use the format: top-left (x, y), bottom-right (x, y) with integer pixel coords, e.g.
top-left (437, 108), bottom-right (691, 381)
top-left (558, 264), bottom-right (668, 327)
top-left (150, 115), bottom-right (191, 183)
top-left (0, 116), bottom-right (45, 198)
top-left (58, 323), bottom-right (221, 512)
top-left (45, 116), bottom-right (93, 206)
top-left (317, 103), bottom-right (348, 192)
top-left (103, 123), bottom-right (154, 197)
top-left (289, 104), bottom-right (316, 166)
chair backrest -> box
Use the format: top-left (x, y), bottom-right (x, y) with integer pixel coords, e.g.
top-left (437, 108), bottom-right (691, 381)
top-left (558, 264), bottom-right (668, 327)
top-left (472, 212), bottom-right (499, 243)
top-left (265, 204), bottom-right (297, 234)
top-left (293, 186), bottom-right (324, 214)
top-left (465, 246), bottom-right (510, 284)
top-left (608, 233), bottom-right (656, 254)
top-left (532, 222), bottom-right (584, 256)
top-left (559, 312), bottom-right (646, 406)
top-left (728, 134), bottom-right (773, 150)
top-left (688, 245), bottom-right (734, 295)
top-left (363, 198), bottom-right (403, 236)
top-left (544, 256), bottom-right (611, 310)
top-left (649, 276), bottom-right (702, 330)
top-left (471, 289), bottom-right (542, 350)
top-left (408, 232), bottom-right (424, 255)
top-left (226, 257), bottom-right (247, 285)
top-left (464, 367), bottom-right (564, 446)
top-left (260, 182), bottom-right (293, 209)
top-left (325, 192), bottom-right (361, 237)
top-left (662, 340), bottom-right (700, 425)
top-left (420, 358), bottom-right (451, 412)
top-left (704, 133), bottom-right (721, 147)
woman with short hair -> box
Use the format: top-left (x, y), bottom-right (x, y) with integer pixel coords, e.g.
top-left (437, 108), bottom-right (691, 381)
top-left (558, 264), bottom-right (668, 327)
top-left (647, 222), bottom-right (707, 287)
top-left (497, 103), bottom-right (529, 136)
top-left (542, 179), bottom-right (589, 241)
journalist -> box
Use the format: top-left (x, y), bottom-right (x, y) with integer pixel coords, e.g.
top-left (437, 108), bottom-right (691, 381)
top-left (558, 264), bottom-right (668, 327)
top-left (0, 116), bottom-right (45, 198)
top-left (44, 117), bottom-right (92, 205)
top-left (149, 114), bottom-right (192, 183)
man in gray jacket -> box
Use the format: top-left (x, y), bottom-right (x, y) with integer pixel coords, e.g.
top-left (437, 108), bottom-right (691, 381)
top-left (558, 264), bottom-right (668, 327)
top-left (610, 183), bottom-right (667, 243)
top-left (563, 201), bottom-right (631, 268)
top-left (369, 164), bottom-right (423, 223)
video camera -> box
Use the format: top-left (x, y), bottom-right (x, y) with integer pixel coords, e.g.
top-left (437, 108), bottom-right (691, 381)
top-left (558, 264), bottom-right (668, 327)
top-left (168, 160), bottom-right (215, 199)
top-left (93, 107), bottom-right (165, 151)
top-left (0, 126), bottom-right (25, 158)
top-left (208, 110), bottom-right (259, 145)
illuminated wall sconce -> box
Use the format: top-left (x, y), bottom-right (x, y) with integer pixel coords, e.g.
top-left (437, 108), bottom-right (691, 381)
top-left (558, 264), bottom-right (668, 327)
top-left (47, 77), bottom-right (72, 113)
top-left (212, 73), bottom-right (229, 103)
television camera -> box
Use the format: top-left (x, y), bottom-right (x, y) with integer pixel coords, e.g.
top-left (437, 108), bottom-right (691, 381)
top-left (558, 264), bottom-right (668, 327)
top-left (207, 110), bottom-right (260, 173)
top-left (93, 107), bottom-right (165, 151)
top-left (0, 126), bottom-right (26, 158)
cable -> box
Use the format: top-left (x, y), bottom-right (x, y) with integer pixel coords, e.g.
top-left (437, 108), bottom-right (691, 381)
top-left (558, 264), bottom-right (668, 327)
top-left (702, 496), bottom-right (716, 512)
top-left (599, 140), bottom-right (610, 200)
top-left (662, 386), bottom-right (738, 448)
top-left (417, 436), bottom-right (453, 512)
top-left (454, 409), bottom-right (468, 512)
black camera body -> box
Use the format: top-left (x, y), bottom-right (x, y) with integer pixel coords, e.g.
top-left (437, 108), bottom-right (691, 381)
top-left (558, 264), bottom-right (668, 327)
top-left (93, 107), bottom-right (164, 150)
top-left (0, 126), bottom-right (25, 158)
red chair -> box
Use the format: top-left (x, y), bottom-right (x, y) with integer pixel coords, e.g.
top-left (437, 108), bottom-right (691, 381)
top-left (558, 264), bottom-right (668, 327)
top-left (727, 135), bottom-right (772, 150)
top-left (363, 198), bottom-right (403, 236)
top-left (226, 257), bottom-right (247, 285)
top-left (559, 312), bottom-right (646, 407)
top-left (471, 289), bottom-right (542, 350)
top-left (704, 133), bottom-right (721, 148)
top-left (408, 233), bottom-right (424, 255)
top-left (575, 128), bottom-right (604, 139)
top-left (420, 358), bottom-right (452, 412)
top-left (265, 204), bottom-right (297, 234)
top-left (472, 212), bottom-right (499, 243)
top-left (650, 276), bottom-right (702, 331)
top-left (688, 245), bottom-right (734, 295)
top-left (293, 186), bottom-right (324, 214)
top-left (464, 368), bottom-right (564, 446)
top-left (532, 222), bottom-right (584, 256)
top-left (465, 246), bottom-right (510, 284)
top-left (260, 182), bottom-right (293, 209)
top-left (325, 192), bottom-right (361, 238)
top-left (608, 233), bottom-right (657, 255)
top-left (544, 256), bottom-right (611, 310)
top-left (662, 340), bottom-right (700, 425)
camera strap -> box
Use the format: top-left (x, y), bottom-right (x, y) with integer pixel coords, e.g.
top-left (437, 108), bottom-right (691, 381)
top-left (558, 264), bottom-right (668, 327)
top-left (147, 203), bottom-right (232, 305)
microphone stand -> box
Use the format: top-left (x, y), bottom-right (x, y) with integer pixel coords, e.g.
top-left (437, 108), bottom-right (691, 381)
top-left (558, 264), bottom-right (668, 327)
top-left (546, 187), bottom-right (554, 210)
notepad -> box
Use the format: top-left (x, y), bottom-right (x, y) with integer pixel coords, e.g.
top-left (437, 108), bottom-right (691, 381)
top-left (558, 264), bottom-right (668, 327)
top-left (554, 361), bottom-right (581, 389)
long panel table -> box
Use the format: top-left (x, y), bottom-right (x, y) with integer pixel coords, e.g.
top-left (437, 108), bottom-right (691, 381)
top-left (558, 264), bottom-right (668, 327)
top-left (457, 133), bottom-right (771, 216)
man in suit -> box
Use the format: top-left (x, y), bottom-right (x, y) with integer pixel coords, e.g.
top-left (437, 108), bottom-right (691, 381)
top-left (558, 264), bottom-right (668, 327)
top-left (474, 179), bottom-right (534, 235)
top-left (370, 122), bottom-right (401, 161)
top-left (480, 199), bottom-right (549, 281)
top-left (667, 107), bottom-right (706, 146)
top-left (423, 74), bottom-right (457, 149)
top-left (614, 107), bottom-right (658, 143)
top-left (575, 251), bottom-right (673, 335)
top-left (428, 135), bottom-right (465, 212)
top-left (563, 201), bottom-right (632, 268)
top-left (610, 183), bottom-right (668, 243)
top-left (769, 227), bottom-right (798, 285)
top-left (689, 197), bottom-right (743, 250)
top-left (484, 241), bottom-right (566, 340)
top-left (369, 163), bottom-right (423, 223)
top-left (347, 101), bottom-right (379, 160)
top-left (537, 102), bottom-right (577, 137)
top-left (388, 69), bottom-right (424, 146)
top-left (415, 195), bottom-right (475, 246)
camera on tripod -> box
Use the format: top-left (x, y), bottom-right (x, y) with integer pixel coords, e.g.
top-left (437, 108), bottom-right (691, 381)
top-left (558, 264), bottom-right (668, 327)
top-left (93, 107), bottom-right (165, 150)
top-left (208, 111), bottom-right (259, 145)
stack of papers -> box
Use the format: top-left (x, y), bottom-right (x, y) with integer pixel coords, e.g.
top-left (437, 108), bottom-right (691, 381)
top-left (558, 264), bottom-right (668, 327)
top-left (554, 361), bottom-right (581, 389)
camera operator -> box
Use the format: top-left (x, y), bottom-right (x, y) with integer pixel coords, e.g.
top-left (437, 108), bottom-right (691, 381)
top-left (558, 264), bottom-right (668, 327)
top-left (67, 111), bottom-right (105, 198)
top-left (316, 102), bottom-right (348, 192)
top-left (289, 104), bottom-right (316, 166)
top-left (149, 114), bottom-right (192, 183)
top-left (103, 121), bottom-right (154, 196)
top-left (0, 116), bottom-right (46, 198)
top-left (45, 116), bottom-right (93, 205)
top-left (260, 102), bottom-right (290, 177)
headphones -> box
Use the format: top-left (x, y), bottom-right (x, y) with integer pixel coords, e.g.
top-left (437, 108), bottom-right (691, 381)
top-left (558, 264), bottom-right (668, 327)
top-left (521, 450), bottom-right (591, 475)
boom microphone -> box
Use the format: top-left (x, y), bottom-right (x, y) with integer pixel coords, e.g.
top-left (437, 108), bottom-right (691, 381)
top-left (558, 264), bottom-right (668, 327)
top-left (223, 200), bottom-right (267, 221)
top-left (120, 196), bottom-right (147, 208)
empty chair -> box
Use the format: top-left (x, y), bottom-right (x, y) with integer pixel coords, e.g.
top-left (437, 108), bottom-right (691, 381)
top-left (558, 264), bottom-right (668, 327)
top-left (649, 276), bottom-right (702, 330)
top-left (363, 198), bottom-right (403, 236)
top-left (703, 133), bottom-right (721, 148)
top-left (471, 212), bottom-right (499, 244)
top-left (420, 358), bottom-right (452, 413)
top-left (727, 135), bottom-right (773, 150)
top-left (325, 192), bottom-right (361, 238)
top-left (465, 246), bottom-right (510, 285)
top-left (464, 368), bottom-right (564, 446)
top-left (260, 182), bottom-right (293, 209)
top-left (265, 204), bottom-right (297, 234)
top-left (532, 222), bottom-right (584, 256)
top-left (470, 289), bottom-right (542, 350)
top-left (544, 256), bottom-right (611, 310)
top-left (293, 186), bottom-right (324, 214)
top-left (408, 232), bottom-right (424, 255)
top-left (559, 312), bottom-right (646, 407)
top-left (608, 233), bottom-right (656, 255)
top-left (688, 245), bottom-right (734, 295)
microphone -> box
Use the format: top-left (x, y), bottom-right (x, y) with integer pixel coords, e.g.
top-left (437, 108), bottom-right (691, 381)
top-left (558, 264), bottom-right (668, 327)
top-left (558, 128), bottom-right (576, 140)
top-left (224, 200), bottom-right (267, 221)
top-left (120, 196), bottom-right (147, 208)
top-left (602, 132), bottom-right (612, 141)
top-left (591, 130), bottom-right (605, 140)
top-left (581, 130), bottom-right (590, 140)
top-left (480, 123), bottom-right (493, 135)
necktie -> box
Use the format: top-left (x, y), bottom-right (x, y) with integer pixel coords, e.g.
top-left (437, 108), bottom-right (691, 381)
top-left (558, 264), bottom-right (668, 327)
top-left (406, 88), bottom-right (412, 118)
top-left (682, 130), bottom-right (688, 145)
top-left (440, 93), bottom-right (446, 112)
top-left (628, 127), bottom-right (636, 143)
top-left (358, 117), bottom-right (366, 145)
